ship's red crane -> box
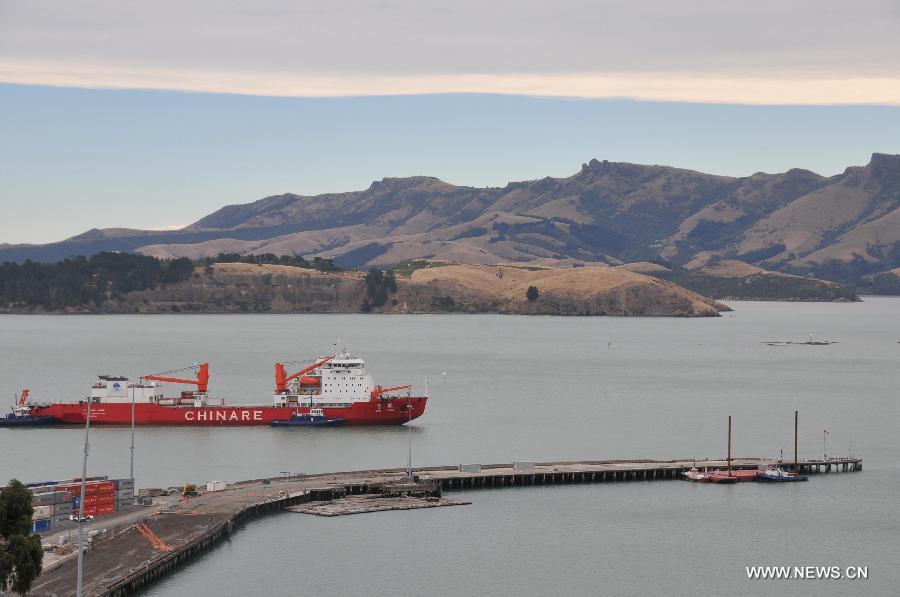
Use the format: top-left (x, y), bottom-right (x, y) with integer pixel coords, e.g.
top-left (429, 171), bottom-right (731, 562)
top-left (370, 384), bottom-right (412, 399)
top-left (275, 356), bottom-right (335, 393)
top-left (142, 364), bottom-right (210, 394)
top-left (17, 389), bottom-right (30, 405)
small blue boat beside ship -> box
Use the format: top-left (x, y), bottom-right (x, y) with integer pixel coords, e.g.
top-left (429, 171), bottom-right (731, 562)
top-left (270, 408), bottom-right (346, 427)
top-left (1, 391), bottom-right (56, 427)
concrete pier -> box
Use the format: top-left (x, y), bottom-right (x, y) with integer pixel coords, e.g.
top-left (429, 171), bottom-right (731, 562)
top-left (22, 456), bottom-right (861, 597)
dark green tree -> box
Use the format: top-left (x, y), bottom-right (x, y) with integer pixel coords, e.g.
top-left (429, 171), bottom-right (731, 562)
top-left (526, 286), bottom-right (540, 301)
top-left (364, 268), bottom-right (396, 308)
top-left (0, 480), bottom-right (43, 595)
top-left (311, 257), bottom-right (338, 272)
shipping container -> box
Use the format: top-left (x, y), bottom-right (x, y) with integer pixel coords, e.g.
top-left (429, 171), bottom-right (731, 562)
top-left (31, 490), bottom-right (72, 506)
top-left (139, 488), bottom-right (167, 498)
top-left (67, 476), bottom-right (108, 483)
top-left (32, 505), bottom-right (53, 519)
top-left (27, 485), bottom-right (56, 496)
top-left (31, 493), bottom-right (55, 506)
top-left (54, 501), bottom-right (73, 514)
top-left (54, 490), bottom-right (73, 503)
top-left (31, 518), bottom-right (51, 533)
top-left (206, 480), bottom-right (227, 492)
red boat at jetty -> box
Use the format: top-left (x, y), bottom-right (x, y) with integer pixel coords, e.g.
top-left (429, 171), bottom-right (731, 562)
top-left (24, 352), bottom-right (426, 426)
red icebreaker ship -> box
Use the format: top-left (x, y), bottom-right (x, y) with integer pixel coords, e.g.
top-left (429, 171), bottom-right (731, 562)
top-left (28, 352), bottom-right (427, 426)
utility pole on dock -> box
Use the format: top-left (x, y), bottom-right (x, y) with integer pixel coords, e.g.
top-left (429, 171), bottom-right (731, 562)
top-left (794, 410), bottom-right (799, 472)
top-left (130, 385), bottom-right (136, 481)
top-left (76, 398), bottom-right (93, 597)
top-left (406, 380), bottom-right (420, 478)
top-left (727, 415), bottom-right (732, 476)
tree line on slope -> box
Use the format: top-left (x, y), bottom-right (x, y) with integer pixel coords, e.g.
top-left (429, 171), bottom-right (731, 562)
top-left (0, 253), bottom-right (194, 310)
top-left (0, 252), bottom-right (341, 310)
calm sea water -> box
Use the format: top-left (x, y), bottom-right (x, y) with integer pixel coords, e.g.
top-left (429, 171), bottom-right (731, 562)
top-left (1, 299), bottom-right (898, 596)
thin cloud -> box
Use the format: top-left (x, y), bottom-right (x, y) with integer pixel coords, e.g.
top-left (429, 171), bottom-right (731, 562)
top-left (3, 61), bottom-right (900, 105)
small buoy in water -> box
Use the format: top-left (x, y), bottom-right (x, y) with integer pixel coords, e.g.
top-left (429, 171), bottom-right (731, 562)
top-left (442, 370), bottom-right (446, 384)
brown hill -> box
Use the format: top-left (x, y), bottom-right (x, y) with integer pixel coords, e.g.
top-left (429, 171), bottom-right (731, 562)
top-left (400, 264), bottom-right (725, 316)
top-left (80, 262), bottom-right (726, 317)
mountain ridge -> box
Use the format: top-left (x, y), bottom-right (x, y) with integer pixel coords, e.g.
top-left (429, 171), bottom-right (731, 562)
top-left (3, 154), bottom-right (899, 289)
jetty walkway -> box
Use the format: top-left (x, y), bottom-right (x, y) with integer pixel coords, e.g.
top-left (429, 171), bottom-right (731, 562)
top-left (22, 456), bottom-right (861, 597)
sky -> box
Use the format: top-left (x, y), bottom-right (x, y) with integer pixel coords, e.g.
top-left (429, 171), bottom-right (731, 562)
top-left (1, 0), bottom-right (899, 244)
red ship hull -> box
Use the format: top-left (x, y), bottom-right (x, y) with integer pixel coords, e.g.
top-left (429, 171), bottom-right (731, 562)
top-left (31, 397), bottom-right (427, 426)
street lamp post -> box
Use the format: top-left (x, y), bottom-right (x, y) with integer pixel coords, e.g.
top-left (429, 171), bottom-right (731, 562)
top-left (406, 389), bottom-right (413, 478)
top-left (129, 385), bottom-right (136, 481)
top-left (76, 397), bottom-right (93, 597)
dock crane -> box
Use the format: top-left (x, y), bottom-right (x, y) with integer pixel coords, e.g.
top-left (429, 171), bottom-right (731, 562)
top-left (274, 357), bottom-right (335, 393)
top-left (142, 364), bottom-right (210, 395)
